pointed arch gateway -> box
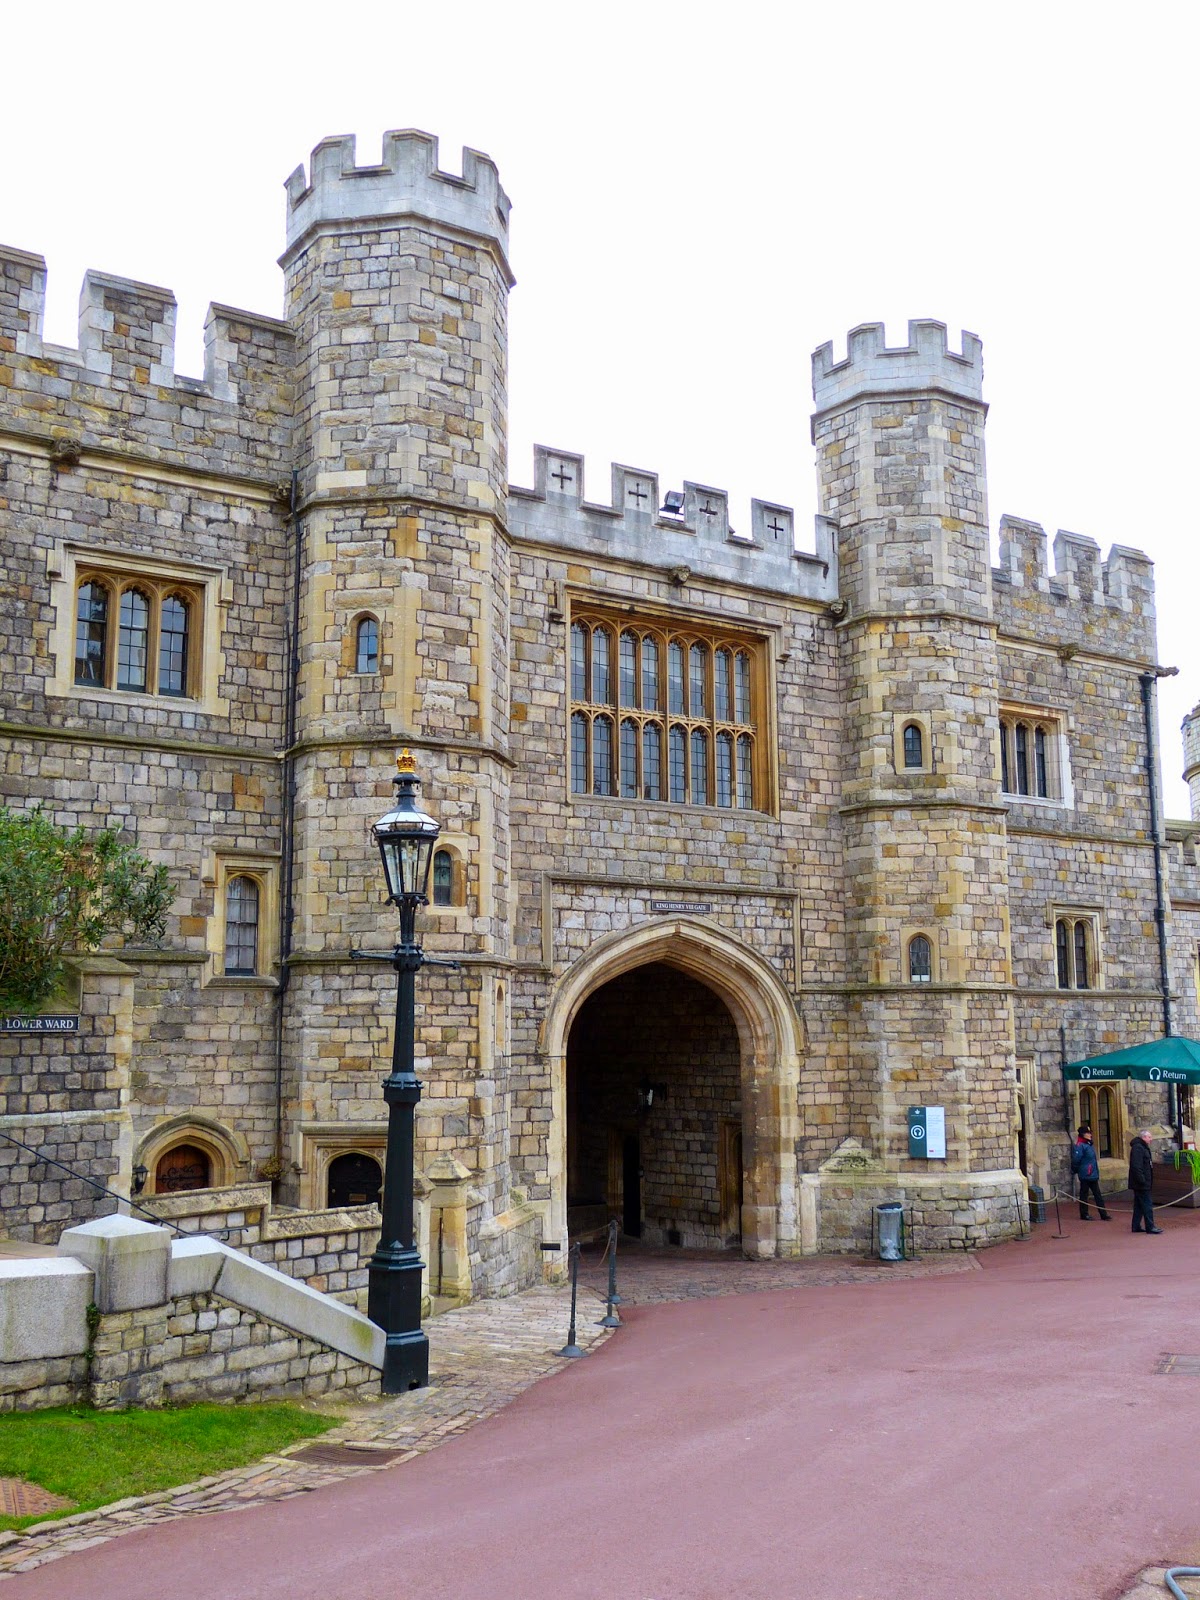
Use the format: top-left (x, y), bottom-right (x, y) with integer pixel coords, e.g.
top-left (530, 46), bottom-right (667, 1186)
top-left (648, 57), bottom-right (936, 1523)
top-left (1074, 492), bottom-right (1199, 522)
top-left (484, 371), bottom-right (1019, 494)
top-left (539, 918), bottom-right (802, 1259)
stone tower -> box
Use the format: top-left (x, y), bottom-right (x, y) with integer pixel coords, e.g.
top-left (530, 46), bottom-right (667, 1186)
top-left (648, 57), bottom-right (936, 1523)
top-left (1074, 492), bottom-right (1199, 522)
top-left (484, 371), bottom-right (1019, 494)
top-left (278, 132), bottom-right (517, 1233)
top-left (1184, 704), bottom-right (1200, 821)
top-left (811, 323), bottom-right (1018, 1207)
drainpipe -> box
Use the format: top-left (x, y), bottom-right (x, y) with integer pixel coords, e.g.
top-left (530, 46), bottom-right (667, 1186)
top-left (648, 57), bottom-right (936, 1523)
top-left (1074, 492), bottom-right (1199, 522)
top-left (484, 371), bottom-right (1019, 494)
top-left (1139, 669), bottom-right (1178, 1143)
top-left (273, 468), bottom-right (303, 1189)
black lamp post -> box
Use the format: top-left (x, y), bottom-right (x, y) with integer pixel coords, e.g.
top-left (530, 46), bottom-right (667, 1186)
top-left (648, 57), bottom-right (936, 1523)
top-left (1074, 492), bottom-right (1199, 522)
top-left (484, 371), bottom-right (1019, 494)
top-left (360, 750), bottom-right (441, 1393)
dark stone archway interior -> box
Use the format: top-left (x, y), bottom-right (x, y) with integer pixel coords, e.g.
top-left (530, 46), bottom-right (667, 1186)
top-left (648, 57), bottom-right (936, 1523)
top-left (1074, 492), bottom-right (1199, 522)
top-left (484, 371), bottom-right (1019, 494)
top-left (566, 962), bottom-right (742, 1249)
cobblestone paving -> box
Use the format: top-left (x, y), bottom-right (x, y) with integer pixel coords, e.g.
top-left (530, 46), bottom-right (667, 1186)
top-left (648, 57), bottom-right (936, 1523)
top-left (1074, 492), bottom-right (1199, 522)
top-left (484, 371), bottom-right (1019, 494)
top-left (0, 1252), bottom-right (973, 1581)
top-left (577, 1241), bottom-right (978, 1304)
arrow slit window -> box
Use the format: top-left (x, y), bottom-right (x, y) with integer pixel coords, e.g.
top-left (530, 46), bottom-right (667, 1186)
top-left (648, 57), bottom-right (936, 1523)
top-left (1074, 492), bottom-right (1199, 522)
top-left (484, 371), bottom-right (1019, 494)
top-left (569, 611), bottom-right (767, 811)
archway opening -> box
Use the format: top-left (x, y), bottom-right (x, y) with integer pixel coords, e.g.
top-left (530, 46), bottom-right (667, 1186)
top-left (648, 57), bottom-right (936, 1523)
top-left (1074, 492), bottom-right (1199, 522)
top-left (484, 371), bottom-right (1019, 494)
top-left (566, 961), bottom-right (743, 1250)
top-left (327, 1152), bottom-right (383, 1209)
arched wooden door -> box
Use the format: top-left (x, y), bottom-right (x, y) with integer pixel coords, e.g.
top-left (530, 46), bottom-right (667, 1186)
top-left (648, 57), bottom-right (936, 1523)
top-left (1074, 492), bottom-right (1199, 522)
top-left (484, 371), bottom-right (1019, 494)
top-left (155, 1143), bottom-right (211, 1194)
top-left (327, 1152), bottom-right (382, 1209)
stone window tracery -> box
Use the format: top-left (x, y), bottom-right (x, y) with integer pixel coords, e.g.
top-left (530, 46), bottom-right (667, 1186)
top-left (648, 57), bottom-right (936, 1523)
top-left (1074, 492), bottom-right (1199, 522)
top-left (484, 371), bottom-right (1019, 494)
top-left (568, 612), bottom-right (764, 811)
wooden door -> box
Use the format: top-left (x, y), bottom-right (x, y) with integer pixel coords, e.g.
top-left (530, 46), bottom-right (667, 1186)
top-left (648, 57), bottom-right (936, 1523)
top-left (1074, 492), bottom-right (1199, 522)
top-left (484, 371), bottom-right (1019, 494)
top-left (155, 1143), bottom-right (211, 1194)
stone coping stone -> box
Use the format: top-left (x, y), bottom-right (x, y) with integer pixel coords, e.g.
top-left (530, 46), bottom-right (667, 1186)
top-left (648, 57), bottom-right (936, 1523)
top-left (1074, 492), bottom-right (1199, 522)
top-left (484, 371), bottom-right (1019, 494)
top-left (0, 1257), bottom-right (92, 1361)
top-left (58, 1214), bottom-right (170, 1311)
top-left (142, 1183), bottom-right (272, 1220)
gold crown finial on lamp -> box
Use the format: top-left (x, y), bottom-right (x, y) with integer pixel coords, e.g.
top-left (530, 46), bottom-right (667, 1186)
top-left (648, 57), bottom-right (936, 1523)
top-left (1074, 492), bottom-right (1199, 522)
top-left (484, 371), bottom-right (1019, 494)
top-left (396, 749), bottom-right (416, 775)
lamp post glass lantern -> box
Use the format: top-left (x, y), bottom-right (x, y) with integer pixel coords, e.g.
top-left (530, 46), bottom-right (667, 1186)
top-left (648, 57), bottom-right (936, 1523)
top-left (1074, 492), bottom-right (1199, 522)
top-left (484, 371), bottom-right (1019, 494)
top-left (364, 750), bottom-right (440, 1393)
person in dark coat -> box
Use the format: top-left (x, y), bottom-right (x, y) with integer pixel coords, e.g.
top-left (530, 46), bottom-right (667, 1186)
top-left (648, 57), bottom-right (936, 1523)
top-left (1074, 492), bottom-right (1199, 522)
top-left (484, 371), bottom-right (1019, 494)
top-left (1071, 1125), bottom-right (1110, 1220)
top-left (1129, 1130), bottom-right (1163, 1234)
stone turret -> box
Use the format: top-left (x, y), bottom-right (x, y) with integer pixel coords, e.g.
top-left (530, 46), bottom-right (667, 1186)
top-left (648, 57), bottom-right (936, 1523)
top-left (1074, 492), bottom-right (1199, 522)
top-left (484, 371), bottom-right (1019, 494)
top-left (810, 320), bottom-right (1016, 1201)
top-left (278, 131), bottom-right (515, 1222)
top-left (1185, 705), bottom-right (1200, 821)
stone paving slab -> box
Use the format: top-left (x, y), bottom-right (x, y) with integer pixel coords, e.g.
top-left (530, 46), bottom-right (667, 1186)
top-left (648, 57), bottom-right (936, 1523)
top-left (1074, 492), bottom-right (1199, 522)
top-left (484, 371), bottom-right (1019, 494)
top-left (0, 1251), bottom-right (979, 1581)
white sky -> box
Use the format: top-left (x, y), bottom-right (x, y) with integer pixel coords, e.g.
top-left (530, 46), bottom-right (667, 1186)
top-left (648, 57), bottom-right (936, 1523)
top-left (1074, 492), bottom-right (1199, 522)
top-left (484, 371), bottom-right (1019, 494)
top-left (4, 2), bottom-right (1196, 809)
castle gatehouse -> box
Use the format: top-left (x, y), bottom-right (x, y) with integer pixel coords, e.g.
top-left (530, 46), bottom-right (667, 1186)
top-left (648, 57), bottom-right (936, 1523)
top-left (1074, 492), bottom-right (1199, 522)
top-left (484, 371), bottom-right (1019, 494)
top-left (4, 128), bottom-right (1200, 1295)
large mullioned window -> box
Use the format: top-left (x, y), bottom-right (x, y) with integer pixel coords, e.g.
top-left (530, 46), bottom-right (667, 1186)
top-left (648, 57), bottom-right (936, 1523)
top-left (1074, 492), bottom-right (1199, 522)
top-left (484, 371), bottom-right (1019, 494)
top-left (74, 571), bottom-right (200, 698)
top-left (569, 613), bottom-right (763, 811)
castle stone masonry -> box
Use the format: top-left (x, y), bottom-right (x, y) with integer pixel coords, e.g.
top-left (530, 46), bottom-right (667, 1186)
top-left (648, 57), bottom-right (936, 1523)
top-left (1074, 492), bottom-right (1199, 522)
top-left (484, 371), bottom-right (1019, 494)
top-left (2, 128), bottom-right (1196, 1292)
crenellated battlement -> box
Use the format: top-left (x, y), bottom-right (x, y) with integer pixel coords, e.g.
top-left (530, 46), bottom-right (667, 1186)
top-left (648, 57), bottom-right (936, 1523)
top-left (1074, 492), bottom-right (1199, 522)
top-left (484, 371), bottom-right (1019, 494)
top-left (0, 244), bottom-right (294, 475)
top-left (283, 129), bottom-right (511, 266)
top-left (812, 319), bottom-right (984, 414)
top-left (993, 513), bottom-right (1156, 653)
top-left (508, 444), bottom-right (838, 600)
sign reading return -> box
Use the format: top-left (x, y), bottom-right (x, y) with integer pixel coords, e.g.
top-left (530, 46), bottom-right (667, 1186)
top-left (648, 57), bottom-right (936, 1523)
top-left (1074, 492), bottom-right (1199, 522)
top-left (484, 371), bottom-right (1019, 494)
top-left (908, 1104), bottom-right (947, 1160)
top-left (1, 1015), bottom-right (80, 1034)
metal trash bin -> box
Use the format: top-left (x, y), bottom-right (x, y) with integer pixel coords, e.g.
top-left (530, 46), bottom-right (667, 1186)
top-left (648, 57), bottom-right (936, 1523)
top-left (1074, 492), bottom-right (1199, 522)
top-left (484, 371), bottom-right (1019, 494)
top-left (876, 1201), bottom-right (904, 1262)
top-left (1027, 1185), bottom-right (1046, 1225)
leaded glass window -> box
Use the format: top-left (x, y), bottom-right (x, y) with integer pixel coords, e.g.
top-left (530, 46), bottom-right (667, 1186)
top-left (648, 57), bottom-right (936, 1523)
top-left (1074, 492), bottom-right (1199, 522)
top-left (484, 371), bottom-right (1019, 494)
top-left (568, 614), bottom-right (763, 811)
top-left (117, 588), bottom-right (150, 692)
top-left (224, 876), bottom-right (260, 976)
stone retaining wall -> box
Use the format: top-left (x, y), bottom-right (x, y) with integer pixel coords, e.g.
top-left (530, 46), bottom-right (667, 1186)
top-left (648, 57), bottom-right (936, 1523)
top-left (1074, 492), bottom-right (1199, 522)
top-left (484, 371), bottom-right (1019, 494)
top-left (104, 1293), bottom-right (378, 1406)
top-left (0, 1214), bottom-right (383, 1411)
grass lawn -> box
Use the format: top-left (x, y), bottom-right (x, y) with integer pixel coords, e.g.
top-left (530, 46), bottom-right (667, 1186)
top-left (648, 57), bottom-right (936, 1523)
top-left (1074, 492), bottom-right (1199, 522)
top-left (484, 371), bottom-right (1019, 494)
top-left (0, 1402), bottom-right (335, 1532)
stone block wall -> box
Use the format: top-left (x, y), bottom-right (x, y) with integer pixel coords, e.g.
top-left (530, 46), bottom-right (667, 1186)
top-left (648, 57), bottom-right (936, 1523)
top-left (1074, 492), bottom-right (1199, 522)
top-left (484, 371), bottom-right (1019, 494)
top-left (0, 959), bottom-right (133, 1241)
top-left (156, 1293), bottom-right (378, 1404)
top-left (808, 1171), bottom-right (1028, 1254)
top-left (140, 1185), bottom-right (381, 1309)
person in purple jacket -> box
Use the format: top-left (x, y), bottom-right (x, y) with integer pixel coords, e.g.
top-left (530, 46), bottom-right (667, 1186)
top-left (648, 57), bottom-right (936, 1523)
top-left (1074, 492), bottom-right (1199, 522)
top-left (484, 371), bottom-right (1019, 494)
top-left (1071, 1125), bottom-right (1111, 1221)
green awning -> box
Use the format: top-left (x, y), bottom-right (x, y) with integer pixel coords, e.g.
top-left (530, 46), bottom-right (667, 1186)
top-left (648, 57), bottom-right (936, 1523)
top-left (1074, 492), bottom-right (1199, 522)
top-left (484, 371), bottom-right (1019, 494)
top-left (1062, 1037), bottom-right (1200, 1085)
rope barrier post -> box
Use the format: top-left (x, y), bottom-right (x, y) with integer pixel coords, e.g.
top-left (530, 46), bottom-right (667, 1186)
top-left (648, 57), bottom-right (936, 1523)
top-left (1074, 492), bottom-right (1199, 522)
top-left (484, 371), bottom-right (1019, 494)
top-left (557, 1242), bottom-right (587, 1359)
top-left (597, 1219), bottom-right (621, 1328)
top-left (1013, 1188), bottom-right (1028, 1240)
top-left (1051, 1187), bottom-right (1067, 1239)
top-left (608, 1217), bottom-right (623, 1306)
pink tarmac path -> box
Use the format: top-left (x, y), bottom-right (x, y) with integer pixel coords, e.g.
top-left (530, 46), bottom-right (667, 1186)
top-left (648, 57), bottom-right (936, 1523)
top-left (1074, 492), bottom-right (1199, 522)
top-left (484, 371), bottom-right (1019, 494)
top-left (9, 1212), bottom-right (1200, 1600)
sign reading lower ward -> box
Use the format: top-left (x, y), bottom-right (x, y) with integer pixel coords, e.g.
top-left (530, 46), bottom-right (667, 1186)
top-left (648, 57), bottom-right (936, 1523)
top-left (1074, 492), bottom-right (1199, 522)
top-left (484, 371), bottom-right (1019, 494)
top-left (908, 1104), bottom-right (947, 1159)
top-left (1, 1015), bottom-right (80, 1034)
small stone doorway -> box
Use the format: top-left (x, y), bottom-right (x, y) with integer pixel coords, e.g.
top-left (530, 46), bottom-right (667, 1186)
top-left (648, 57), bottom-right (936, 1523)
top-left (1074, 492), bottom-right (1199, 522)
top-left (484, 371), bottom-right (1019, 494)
top-left (566, 962), bottom-right (743, 1251)
top-left (327, 1152), bottom-right (383, 1209)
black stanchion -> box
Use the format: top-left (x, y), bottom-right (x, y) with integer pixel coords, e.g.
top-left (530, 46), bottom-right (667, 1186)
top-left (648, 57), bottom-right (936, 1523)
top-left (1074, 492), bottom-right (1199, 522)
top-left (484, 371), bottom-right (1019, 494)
top-left (1012, 1189), bottom-right (1029, 1239)
top-left (557, 1242), bottom-right (587, 1359)
top-left (1051, 1188), bottom-right (1067, 1239)
top-left (608, 1218), bottom-right (623, 1306)
top-left (597, 1219), bottom-right (621, 1328)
